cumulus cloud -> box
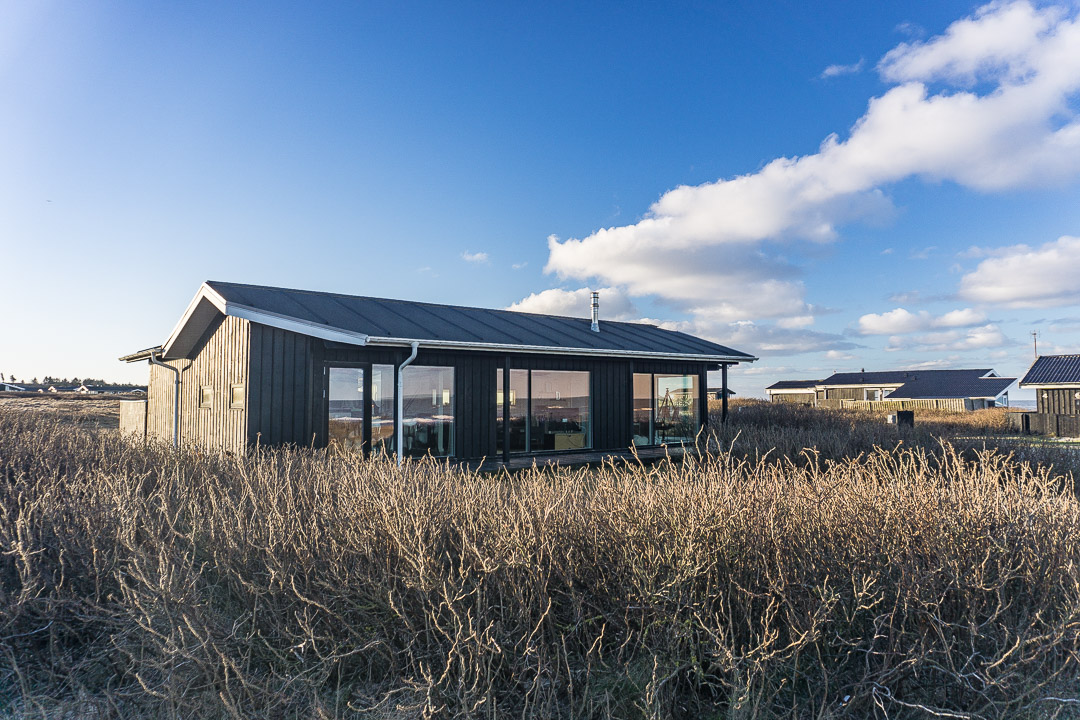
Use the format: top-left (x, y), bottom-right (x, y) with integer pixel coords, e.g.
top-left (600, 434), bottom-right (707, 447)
top-left (541, 1), bottom-right (1080, 336)
top-left (821, 59), bottom-right (864, 78)
top-left (826, 350), bottom-right (857, 361)
top-left (462, 251), bottom-right (489, 264)
top-left (958, 235), bottom-right (1080, 307)
top-left (506, 287), bottom-right (639, 320)
top-left (857, 307), bottom-right (987, 335)
top-left (886, 324), bottom-right (1009, 352)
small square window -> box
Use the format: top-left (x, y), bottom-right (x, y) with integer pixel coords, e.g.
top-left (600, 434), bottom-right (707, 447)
top-left (230, 384), bottom-right (244, 409)
top-left (200, 386), bottom-right (213, 409)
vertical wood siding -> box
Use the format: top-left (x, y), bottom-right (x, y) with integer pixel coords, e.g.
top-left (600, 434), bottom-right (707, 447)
top-left (247, 324), bottom-right (316, 448)
top-left (146, 315), bottom-right (251, 454)
top-left (1036, 387), bottom-right (1080, 415)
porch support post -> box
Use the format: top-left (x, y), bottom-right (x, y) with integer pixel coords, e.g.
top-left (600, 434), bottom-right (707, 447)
top-left (722, 363), bottom-right (729, 423)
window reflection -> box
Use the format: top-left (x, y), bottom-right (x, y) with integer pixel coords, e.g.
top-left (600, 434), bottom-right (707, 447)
top-left (401, 366), bottom-right (454, 457)
top-left (371, 364), bottom-right (394, 456)
top-left (507, 369), bottom-right (528, 452)
top-left (328, 367), bottom-right (364, 450)
top-left (632, 373), bottom-right (652, 446)
top-left (530, 370), bottom-right (590, 451)
top-left (654, 374), bottom-right (699, 444)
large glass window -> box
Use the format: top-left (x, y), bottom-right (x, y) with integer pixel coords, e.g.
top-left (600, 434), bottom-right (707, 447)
top-left (632, 373), bottom-right (653, 446)
top-left (530, 370), bottom-right (590, 451)
top-left (507, 369), bottom-right (529, 452)
top-left (495, 368), bottom-right (527, 454)
top-left (496, 368), bottom-right (591, 454)
top-left (371, 364), bottom-right (395, 456)
top-left (631, 372), bottom-right (701, 445)
top-left (328, 367), bottom-right (364, 451)
top-left (401, 366), bottom-right (454, 457)
top-left (654, 374), bottom-right (700, 444)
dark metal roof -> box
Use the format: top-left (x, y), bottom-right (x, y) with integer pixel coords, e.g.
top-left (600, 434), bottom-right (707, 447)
top-left (887, 374), bottom-right (1015, 400)
top-left (1020, 355), bottom-right (1080, 386)
top-left (206, 281), bottom-right (755, 361)
top-left (766, 380), bottom-right (822, 390)
top-left (822, 369), bottom-right (993, 386)
top-left (819, 369), bottom-right (1013, 399)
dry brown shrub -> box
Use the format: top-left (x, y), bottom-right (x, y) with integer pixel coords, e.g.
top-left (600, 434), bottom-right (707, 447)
top-left (3, 405), bottom-right (1080, 718)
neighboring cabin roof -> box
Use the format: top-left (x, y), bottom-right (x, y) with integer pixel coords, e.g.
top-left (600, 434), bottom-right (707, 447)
top-left (821, 369), bottom-right (994, 387)
top-left (814, 369), bottom-right (1013, 399)
top-left (887, 374), bottom-right (1015, 400)
top-left (1020, 355), bottom-right (1080, 386)
top-left (127, 281), bottom-right (757, 364)
top-left (766, 380), bottom-right (822, 391)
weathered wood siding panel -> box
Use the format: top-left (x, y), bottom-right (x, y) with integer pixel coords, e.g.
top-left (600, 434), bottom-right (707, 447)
top-left (771, 392), bottom-right (816, 405)
top-left (1036, 387), bottom-right (1080, 415)
top-left (119, 400), bottom-right (147, 439)
top-left (146, 315), bottom-right (251, 454)
top-left (842, 398), bottom-right (971, 413)
top-left (247, 324), bottom-right (316, 447)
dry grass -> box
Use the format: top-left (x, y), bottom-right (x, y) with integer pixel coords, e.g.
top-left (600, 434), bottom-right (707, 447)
top-left (3, 402), bottom-right (1080, 718)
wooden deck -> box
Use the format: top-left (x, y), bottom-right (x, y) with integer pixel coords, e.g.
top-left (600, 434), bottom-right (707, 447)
top-left (461, 444), bottom-right (698, 473)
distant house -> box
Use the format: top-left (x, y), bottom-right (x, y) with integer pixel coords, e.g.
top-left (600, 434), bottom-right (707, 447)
top-left (767, 369), bottom-right (1015, 411)
top-left (74, 385), bottom-right (99, 394)
top-left (0, 382), bottom-right (26, 392)
top-left (1019, 355), bottom-right (1080, 414)
top-left (47, 385), bottom-right (79, 393)
top-left (706, 387), bottom-right (736, 400)
top-left (765, 380), bottom-right (821, 405)
top-left (1014, 355), bottom-right (1080, 437)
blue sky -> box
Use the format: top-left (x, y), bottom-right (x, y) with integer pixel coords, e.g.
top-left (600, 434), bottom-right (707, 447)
top-left (2, 1), bottom-right (1080, 400)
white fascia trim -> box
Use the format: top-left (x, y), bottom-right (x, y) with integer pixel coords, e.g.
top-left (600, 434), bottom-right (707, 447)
top-left (161, 283), bottom-right (227, 355)
top-left (225, 303), bottom-right (371, 346)
top-left (766, 388), bottom-right (817, 394)
top-left (161, 283), bottom-right (371, 357)
top-left (1019, 382), bottom-right (1080, 388)
top-left (365, 336), bottom-right (756, 363)
top-left (823, 383), bottom-right (904, 390)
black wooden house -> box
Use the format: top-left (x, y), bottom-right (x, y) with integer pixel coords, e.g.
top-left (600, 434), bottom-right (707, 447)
top-left (120, 282), bottom-right (755, 459)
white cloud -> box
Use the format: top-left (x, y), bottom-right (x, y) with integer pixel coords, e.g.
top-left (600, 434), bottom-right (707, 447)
top-left (826, 350), bottom-right (857, 361)
top-left (886, 323), bottom-right (1009, 352)
top-left (776, 315), bottom-right (815, 329)
top-left (888, 290), bottom-right (920, 303)
top-left (462, 251), bottom-right (489, 264)
top-left (506, 287), bottom-right (639, 320)
top-left (512, 261), bottom-right (528, 270)
top-left (821, 59), bottom-right (864, 78)
top-left (717, 321), bottom-right (860, 357)
top-left (857, 307), bottom-right (987, 335)
top-left (958, 235), bottom-right (1080, 307)
top-left (859, 308), bottom-right (926, 334)
top-left (543, 2), bottom-right (1080, 332)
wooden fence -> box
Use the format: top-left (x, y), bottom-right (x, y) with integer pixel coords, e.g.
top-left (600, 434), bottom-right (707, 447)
top-left (840, 398), bottom-right (971, 413)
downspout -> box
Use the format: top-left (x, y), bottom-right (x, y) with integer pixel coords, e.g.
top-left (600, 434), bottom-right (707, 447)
top-left (396, 341), bottom-right (420, 466)
top-left (149, 349), bottom-right (181, 449)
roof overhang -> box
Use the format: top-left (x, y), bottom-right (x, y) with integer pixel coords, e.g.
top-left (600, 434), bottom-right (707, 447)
top-left (1019, 382), bottom-right (1080, 388)
top-left (766, 387), bottom-right (818, 394)
top-left (127, 282), bottom-right (758, 364)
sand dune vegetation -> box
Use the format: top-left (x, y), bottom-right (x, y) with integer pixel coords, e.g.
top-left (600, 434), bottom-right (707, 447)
top-left (3, 400), bottom-right (1080, 718)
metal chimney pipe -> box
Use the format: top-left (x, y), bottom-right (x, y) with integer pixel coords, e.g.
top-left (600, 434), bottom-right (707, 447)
top-left (590, 291), bottom-right (600, 332)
